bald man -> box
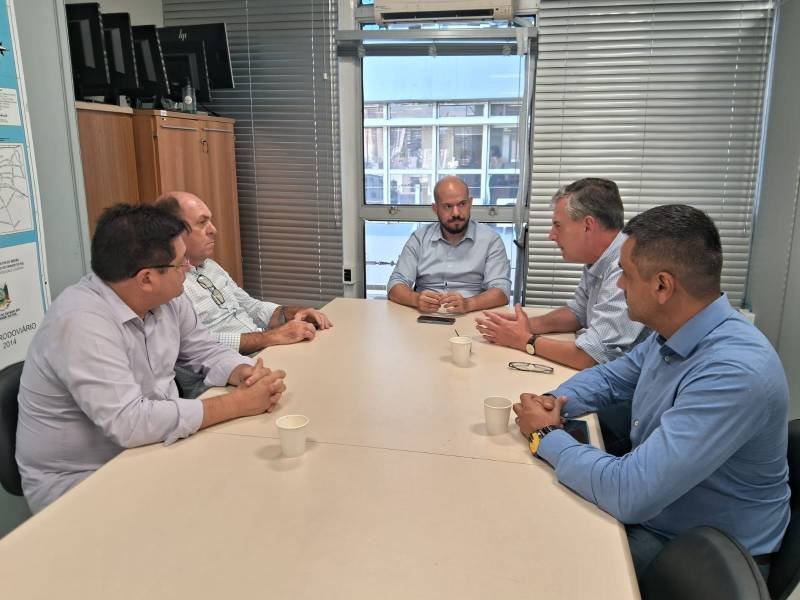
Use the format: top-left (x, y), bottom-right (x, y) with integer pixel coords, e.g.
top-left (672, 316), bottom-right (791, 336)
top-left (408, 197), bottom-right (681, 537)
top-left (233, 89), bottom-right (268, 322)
top-left (156, 192), bottom-right (331, 396)
top-left (387, 176), bottom-right (511, 314)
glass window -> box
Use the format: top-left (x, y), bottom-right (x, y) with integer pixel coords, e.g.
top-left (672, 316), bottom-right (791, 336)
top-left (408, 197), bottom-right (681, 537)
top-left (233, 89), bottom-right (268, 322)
top-left (436, 173), bottom-right (482, 203)
top-left (389, 103), bottom-right (434, 119)
top-left (364, 128), bottom-right (384, 169)
top-left (388, 174), bottom-right (431, 205)
top-left (364, 104), bottom-right (384, 119)
top-left (438, 126), bottom-right (482, 169)
top-left (389, 127), bottom-right (433, 169)
top-left (365, 174), bottom-right (384, 203)
top-left (490, 102), bottom-right (521, 117)
top-left (438, 103), bottom-right (484, 118)
top-left (488, 126), bottom-right (518, 168)
top-left (364, 221), bottom-right (517, 300)
top-left (488, 174), bottom-right (519, 206)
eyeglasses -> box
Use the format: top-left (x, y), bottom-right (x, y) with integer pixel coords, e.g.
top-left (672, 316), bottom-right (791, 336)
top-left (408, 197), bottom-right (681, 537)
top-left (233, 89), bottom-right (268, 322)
top-left (132, 258), bottom-right (190, 277)
top-left (196, 273), bottom-right (225, 306)
top-left (508, 361), bottom-right (555, 374)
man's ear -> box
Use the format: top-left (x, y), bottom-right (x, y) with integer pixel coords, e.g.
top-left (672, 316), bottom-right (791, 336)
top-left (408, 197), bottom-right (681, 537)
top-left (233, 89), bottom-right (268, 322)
top-left (583, 214), bottom-right (596, 233)
top-left (653, 271), bottom-right (676, 305)
top-left (134, 269), bottom-right (155, 293)
top-left (431, 202), bottom-right (438, 216)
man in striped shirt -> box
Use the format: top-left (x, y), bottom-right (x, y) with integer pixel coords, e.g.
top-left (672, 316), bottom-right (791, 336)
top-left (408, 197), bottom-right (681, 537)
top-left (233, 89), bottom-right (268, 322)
top-left (477, 178), bottom-right (647, 370)
top-left (157, 192), bottom-right (331, 395)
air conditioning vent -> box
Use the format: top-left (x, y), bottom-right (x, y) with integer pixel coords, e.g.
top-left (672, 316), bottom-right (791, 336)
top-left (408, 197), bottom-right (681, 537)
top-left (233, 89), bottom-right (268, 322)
top-left (374, 1), bottom-right (515, 24)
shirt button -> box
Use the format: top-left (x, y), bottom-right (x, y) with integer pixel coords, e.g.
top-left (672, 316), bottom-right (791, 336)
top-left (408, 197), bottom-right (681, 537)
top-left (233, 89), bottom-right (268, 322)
top-left (664, 355), bottom-right (670, 363)
top-left (633, 420), bottom-right (640, 427)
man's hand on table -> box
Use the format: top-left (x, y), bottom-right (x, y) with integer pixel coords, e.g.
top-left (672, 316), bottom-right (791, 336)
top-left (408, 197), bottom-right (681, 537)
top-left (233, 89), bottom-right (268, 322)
top-left (293, 307), bottom-right (333, 330)
top-left (475, 303), bottom-right (532, 350)
top-left (513, 393), bottom-right (566, 438)
top-left (416, 290), bottom-right (444, 313)
top-left (439, 292), bottom-right (472, 314)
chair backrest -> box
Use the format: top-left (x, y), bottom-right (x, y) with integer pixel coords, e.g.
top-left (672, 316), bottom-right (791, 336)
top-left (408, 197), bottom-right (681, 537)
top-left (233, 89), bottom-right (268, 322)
top-left (768, 418), bottom-right (800, 600)
top-left (639, 526), bottom-right (769, 600)
top-left (0, 361), bottom-right (24, 496)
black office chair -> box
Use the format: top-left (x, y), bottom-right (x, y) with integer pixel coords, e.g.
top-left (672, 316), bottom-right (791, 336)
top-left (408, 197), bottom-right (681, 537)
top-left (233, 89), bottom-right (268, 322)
top-left (0, 361), bottom-right (24, 496)
top-left (639, 526), bottom-right (769, 600)
top-left (768, 418), bottom-right (800, 600)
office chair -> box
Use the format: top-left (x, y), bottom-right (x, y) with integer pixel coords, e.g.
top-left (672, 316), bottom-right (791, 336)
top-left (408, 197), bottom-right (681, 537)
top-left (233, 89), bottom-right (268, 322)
top-left (639, 526), bottom-right (769, 600)
top-left (0, 361), bottom-right (24, 496)
top-left (768, 419), bottom-right (800, 600)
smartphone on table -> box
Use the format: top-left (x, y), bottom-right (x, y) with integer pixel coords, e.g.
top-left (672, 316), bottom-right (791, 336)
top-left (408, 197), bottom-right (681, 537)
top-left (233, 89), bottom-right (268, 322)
top-left (417, 314), bottom-right (456, 325)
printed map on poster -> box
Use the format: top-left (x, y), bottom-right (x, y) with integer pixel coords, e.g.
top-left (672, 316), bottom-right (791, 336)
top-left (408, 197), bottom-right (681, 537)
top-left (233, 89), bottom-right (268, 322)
top-left (0, 142), bottom-right (32, 235)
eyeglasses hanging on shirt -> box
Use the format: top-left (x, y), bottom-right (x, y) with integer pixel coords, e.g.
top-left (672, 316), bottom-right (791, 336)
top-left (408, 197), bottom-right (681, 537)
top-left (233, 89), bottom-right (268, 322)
top-left (196, 274), bottom-right (225, 307)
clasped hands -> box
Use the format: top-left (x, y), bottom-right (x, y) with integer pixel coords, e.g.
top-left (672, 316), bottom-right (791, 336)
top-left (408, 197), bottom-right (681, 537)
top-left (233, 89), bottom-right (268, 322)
top-left (417, 289), bottom-right (472, 314)
top-left (229, 358), bottom-right (287, 414)
top-left (513, 393), bottom-right (567, 438)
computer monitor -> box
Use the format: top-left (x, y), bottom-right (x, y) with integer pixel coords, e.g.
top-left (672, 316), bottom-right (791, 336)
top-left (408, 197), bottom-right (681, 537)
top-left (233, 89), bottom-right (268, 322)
top-left (158, 23), bottom-right (234, 90)
top-left (102, 13), bottom-right (139, 93)
top-left (65, 3), bottom-right (110, 99)
top-left (160, 39), bottom-right (212, 103)
top-left (130, 25), bottom-right (170, 99)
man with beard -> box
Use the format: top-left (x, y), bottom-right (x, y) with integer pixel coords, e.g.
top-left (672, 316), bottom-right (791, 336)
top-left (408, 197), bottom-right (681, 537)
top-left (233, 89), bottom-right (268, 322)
top-left (387, 176), bottom-right (511, 314)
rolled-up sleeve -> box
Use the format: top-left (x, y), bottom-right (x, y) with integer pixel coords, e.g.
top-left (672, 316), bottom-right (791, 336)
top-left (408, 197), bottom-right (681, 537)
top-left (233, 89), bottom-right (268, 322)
top-left (482, 234), bottom-right (511, 299)
top-left (387, 234), bottom-right (421, 292)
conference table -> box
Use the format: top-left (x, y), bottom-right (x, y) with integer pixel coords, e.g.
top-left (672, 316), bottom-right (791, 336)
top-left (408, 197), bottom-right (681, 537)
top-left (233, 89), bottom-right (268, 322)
top-left (0, 298), bottom-right (639, 599)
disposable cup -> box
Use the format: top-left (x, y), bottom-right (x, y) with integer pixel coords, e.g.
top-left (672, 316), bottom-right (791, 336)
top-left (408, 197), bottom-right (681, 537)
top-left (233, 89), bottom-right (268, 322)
top-left (449, 336), bottom-right (472, 367)
top-left (484, 397), bottom-right (512, 435)
top-left (276, 414), bottom-right (309, 457)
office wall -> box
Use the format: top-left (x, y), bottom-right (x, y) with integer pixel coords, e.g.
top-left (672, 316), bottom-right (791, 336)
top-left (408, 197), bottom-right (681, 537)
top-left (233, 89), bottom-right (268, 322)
top-left (747, 0), bottom-right (800, 418)
top-left (1, 0), bottom-right (94, 537)
top-left (65, 0), bottom-right (163, 26)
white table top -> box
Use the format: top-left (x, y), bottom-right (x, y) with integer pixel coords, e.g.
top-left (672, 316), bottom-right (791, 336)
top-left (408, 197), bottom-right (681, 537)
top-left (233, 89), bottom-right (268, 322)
top-left (0, 298), bottom-right (639, 599)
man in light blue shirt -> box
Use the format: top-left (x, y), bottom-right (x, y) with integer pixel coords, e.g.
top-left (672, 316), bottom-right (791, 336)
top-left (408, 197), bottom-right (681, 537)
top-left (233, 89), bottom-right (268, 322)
top-left (387, 176), bottom-right (511, 314)
top-left (477, 178), bottom-right (646, 370)
top-left (514, 204), bottom-right (789, 579)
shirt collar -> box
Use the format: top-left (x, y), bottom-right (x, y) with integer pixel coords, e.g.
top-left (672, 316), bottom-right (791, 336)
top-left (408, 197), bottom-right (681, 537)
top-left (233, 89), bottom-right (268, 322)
top-left (585, 231), bottom-right (626, 277)
top-left (86, 273), bottom-right (144, 325)
top-left (431, 219), bottom-right (477, 245)
top-left (660, 293), bottom-right (735, 358)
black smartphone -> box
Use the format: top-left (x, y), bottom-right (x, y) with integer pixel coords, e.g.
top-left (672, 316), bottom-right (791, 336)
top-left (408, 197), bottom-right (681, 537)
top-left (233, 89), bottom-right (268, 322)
top-left (417, 314), bottom-right (456, 325)
top-left (563, 419), bottom-right (590, 444)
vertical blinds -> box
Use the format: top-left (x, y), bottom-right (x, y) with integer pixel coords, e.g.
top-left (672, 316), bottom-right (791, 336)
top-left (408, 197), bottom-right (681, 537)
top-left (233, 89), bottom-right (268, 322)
top-left (163, 0), bottom-right (343, 307)
top-left (526, 0), bottom-right (774, 307)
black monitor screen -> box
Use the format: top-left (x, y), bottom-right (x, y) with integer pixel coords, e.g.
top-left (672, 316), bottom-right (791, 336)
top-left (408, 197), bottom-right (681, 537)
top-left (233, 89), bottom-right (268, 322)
top-left (161, 40), bottom-right (211, 103)
top-left (130, 25), bottom-right (170, 98)
top-left (102, 13), bottom-right (139, 91)
top-left (158, 23), bottom-right (233, 90)
top-left (65, 3), bottom-right (110, 97)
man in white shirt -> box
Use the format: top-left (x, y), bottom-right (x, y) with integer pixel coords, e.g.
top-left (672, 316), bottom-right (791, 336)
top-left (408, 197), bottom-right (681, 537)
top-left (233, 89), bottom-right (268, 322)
top-left (157, 192), bottom-right (332, 350)
top-left (17, 203), bottom-right (286, 512)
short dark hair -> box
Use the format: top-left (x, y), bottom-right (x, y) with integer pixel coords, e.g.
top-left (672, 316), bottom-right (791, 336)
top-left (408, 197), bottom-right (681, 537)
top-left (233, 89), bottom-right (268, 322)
top-left (154, 194), bottom-right (182, 221)
top-left (91, 203), bottom-right (189, 283)
top-left (555, 178), bottom-right (624, 230)
top-left (623, 204), bottom-right (722, 299)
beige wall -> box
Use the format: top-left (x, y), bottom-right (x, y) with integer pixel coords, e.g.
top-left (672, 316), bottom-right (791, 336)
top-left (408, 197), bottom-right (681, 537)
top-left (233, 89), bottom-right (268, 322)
top-left (65, 0), bottom-right (163, 27)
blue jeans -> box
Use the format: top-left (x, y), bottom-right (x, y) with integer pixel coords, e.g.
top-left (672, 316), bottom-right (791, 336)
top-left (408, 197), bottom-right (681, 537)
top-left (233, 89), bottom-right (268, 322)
top-left (626, 524), bottom-right (670, 580)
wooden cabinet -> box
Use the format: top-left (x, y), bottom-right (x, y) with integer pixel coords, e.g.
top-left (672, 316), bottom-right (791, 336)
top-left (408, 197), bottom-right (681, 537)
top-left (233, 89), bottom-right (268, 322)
top-left (75, 102), bottom-right (140, 235)
top-left (132, 110), bottom-right (243, 285)
top-left (76, 105), bottom-right (243, 285)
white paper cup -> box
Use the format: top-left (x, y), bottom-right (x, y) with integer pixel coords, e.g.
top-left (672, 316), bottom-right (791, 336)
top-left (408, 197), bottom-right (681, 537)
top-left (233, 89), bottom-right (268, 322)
top-left (484, 397), bottom-right (512, 435)
top-left (276, 414), bottom-right (309, 457)
top-left (449, 336), bottom-right (472, 367)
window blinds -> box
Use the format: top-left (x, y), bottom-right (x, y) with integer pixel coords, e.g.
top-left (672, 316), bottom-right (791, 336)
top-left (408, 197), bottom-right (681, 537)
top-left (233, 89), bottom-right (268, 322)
top-left (163, 0), bottom-right (343, 307)
top-left (526, 0), bottom-right (774, 307)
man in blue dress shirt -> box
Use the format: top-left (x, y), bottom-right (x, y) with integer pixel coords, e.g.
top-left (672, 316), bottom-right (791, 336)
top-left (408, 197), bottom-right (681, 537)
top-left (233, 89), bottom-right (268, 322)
top-left (387, 176), bottom-right (511, 314)
top-left (514, 204), bottom-right (790, 579)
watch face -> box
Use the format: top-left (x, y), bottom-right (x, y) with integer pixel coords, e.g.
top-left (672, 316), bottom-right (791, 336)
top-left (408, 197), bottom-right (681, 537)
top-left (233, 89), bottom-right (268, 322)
top-left (526, 343), bottom-right (535, 355)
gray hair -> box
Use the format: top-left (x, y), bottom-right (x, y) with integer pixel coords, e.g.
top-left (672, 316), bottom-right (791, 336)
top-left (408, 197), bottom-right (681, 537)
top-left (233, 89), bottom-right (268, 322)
top-left (552, 178), bottom-right (624, 231)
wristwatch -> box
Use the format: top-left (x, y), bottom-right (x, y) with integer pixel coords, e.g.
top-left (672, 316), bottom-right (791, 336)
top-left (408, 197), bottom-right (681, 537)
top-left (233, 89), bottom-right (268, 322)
top-left (525, 334), bottom-right (539, 355)
top-left (528, 425), bottom-right (557, 455)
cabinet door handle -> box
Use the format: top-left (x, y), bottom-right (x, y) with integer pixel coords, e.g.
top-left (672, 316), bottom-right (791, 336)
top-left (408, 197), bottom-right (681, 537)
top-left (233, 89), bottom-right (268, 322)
top-left (201, 139), bottom-right (208, 153)
top-left (159, 124), bottom-right (197, 132)
top-left (203, 127), bottom-right (232, 133)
